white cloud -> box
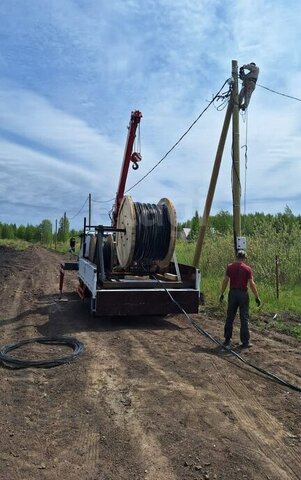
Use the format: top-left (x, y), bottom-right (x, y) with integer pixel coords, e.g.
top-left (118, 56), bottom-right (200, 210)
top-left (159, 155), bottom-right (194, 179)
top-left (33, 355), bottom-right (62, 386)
top-left (0, 0), bottom-right (301, 228)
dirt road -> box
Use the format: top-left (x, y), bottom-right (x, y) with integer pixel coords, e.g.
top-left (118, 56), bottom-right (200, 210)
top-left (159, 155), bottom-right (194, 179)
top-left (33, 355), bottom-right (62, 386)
top-left (0, 245), bottom-right (300, 480)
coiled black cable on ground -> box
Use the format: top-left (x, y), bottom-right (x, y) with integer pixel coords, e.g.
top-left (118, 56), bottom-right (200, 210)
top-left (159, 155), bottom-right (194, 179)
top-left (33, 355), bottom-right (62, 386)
top-left (0, 336), bottom-right (85, 369)
top-left (154, 277), bottom-right (301, 393)
top-left (133, 202), bottom-right (171, 263)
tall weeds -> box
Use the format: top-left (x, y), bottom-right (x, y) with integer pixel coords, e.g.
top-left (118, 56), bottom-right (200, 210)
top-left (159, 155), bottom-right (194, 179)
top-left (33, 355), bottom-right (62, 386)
top-left (176, 221), bottom-right (301, 287)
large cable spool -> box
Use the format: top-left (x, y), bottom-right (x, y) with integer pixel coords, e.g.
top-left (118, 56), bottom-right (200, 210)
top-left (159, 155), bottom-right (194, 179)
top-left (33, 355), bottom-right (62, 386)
top-left (116, 196), bottom-right (177, 269)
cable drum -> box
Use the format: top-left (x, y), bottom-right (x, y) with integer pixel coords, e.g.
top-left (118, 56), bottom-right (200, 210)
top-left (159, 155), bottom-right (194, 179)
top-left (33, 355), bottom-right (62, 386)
top-left (116, 196), bottom-right (176, 268)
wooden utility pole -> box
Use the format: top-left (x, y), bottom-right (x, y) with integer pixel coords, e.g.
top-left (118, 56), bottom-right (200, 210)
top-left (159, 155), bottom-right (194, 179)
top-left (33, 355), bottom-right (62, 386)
top-left (88, 193), bottom-right (92, 226)
top-left (192, 96), bottom-right (233, 268)
top-left (275, 255), bottom-right (280, 299)
top-left (55, 219), bottom-right (57, 250)
top-left (232, 59), bottom-right (241, 249)
top-left (63, 212), bottom-right (66, 242)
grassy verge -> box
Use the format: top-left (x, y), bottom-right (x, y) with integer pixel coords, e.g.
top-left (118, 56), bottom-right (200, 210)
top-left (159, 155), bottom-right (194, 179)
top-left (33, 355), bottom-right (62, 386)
top-left (176, 242), bottom-right (301, 340)
top-left (0, 239), bottom-right (79, 256)
top-left (200, 275), bottom-right (301, 340)
top-left (49, 243), bottom-right (77, 255)
top-left (0, 239), bottom-right (31, 250)
top-left (1, 239), bottom-right (300, 339)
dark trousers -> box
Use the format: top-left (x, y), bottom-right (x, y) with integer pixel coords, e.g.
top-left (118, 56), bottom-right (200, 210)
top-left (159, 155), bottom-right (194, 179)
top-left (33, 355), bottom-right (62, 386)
top-left (224, 289), bottom-right (250, 344)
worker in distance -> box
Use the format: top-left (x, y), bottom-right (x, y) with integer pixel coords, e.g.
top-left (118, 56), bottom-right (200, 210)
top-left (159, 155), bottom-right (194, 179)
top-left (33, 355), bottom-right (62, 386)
top-left (219, 249), bottom-right (261, 349)
top-left (239, 62), bottom-right (260, 111)
top-left (69, 236), bottom-right (76, 253)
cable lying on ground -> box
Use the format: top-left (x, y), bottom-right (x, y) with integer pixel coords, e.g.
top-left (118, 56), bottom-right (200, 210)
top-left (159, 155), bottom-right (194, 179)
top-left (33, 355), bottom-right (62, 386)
top-left (156, 278), bottom-right (301, 393)
top-left (0, 336), bottom-right (85, 369)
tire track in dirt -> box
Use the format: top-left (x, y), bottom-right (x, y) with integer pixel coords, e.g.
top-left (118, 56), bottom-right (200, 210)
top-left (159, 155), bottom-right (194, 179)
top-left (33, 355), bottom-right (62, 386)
top-left (1, 246), bottom-right (300, 480)
top-left (210, 358), bottom-right (300, 480)
top-left (0, 247), bottom-right (68, 480)
top-left (82, 327), bottom-right (232, 479)
top-left (0, 247), bottom-right (98, 480)
top-left (124, 329), bottom-right (300, 480)
top-left (78, 328), bottom-right (178, 480)
top-left (0, 248), bottom-right (45, 480)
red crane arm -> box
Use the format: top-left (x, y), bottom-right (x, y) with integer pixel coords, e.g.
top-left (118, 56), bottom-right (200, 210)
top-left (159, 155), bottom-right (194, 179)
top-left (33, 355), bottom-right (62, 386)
top-left (113, 110), bottom-right (142, 225)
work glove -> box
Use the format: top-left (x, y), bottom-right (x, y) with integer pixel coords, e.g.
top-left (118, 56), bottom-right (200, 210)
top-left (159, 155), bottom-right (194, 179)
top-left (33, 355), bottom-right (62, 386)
top-left (255, 297), bottom-right (261, 307)
top-left (219, 294), bottom-right (224, 303)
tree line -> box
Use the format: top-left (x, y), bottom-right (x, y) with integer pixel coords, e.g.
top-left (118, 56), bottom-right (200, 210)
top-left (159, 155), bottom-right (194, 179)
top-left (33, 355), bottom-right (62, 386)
top-left (177, 205), bottom-right (301, 286)
top-left (0, 215), bottom-right (80, 245)
top-left (2, 206), bottom-right (299, 244)
top-left (179, 205), bottom-right (301, 239)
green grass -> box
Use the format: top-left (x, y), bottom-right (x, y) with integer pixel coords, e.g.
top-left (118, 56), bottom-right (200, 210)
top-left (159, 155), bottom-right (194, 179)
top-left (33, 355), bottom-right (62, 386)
top-left (1, 238), bottom-right (300, 339)
top-left (196, 275), bottom-right (301, 340)
top-left (176, 240), bottom-right (301, 340)
top-left (199, 275), bottom-right (301, 314)
top-left (269, 321), bottom-right (301, 340)
top-left (175, 241), bottom-right (195, 265)
top-left (49, 243), bottom-right (74, 255)
top-left (0, 238), bottom-right (79, 256)
top-left (0, 238), bottom-right (31, 250)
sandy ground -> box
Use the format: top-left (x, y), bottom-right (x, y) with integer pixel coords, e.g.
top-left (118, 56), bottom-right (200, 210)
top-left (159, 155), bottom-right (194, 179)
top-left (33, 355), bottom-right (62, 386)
top-left (0, 245), bottom-right (300, 480)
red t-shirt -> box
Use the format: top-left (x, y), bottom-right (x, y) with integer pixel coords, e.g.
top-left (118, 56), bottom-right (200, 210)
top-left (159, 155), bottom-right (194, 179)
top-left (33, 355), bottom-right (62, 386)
top-left (226, 261), bottom-right (252, 290)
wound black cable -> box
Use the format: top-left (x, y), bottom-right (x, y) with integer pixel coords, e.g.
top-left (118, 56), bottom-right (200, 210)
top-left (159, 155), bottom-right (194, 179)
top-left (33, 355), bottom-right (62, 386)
top-left (153, 277), bottom-right (301, 393)
top-left (133, 202), bottom-right (171, 263)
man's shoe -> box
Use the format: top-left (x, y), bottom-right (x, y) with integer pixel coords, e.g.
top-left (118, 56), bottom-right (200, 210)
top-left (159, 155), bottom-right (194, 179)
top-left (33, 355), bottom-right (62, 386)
top-left (222, 340), bottom-right (231, 348)
top-left (240, 342), bottom-right (253, 348)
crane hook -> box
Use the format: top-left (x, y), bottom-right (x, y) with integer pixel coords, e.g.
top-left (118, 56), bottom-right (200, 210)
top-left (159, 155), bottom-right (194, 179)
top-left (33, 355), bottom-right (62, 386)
top-left (131, 152), bottom-right (141, 170)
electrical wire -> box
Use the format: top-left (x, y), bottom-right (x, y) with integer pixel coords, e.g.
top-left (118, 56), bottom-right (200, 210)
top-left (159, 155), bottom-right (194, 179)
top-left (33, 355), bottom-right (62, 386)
top-left (0, 336), bottom-right (85, 369)
top-left (92, 79), bottom-right (230, 204)
top-left (60, 81), bottom-right (301, 216)
top-left (213, 82), bottom-right (233, 111)
top-left (92, 197), bottom-right (115, 204)
top-left (69, 196), bottom-right (89, 220)
top-left (153, 277), bottom-right (301, 393)
top-left (257, 84), bottom-right (301, 102)
top-left (126, 79), bottom-right (230, 194)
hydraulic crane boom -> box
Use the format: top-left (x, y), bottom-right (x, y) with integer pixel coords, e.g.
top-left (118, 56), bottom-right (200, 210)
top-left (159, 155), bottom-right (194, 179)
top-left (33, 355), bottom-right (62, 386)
top-left (112, 110), bottom-right (142, 226)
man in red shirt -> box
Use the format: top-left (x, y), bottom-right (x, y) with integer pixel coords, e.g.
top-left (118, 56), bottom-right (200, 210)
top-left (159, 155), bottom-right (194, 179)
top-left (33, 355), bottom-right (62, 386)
top-left (219, 250), bottom-right (261, 348)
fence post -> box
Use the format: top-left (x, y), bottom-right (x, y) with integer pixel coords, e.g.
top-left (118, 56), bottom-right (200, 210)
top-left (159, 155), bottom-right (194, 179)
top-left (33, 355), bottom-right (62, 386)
top-left (275, 255), bottom-right (280, 299)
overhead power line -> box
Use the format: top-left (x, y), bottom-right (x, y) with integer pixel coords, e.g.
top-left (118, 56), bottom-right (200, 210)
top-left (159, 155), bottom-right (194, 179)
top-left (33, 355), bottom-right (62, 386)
top-left (257, 84), bottom-right (301, 102)
top-left (69, 196), bottom-right (89, 220)
top-left (93, 78), bottom-right (230, 204)
top-left (92, 197), bottom-right (114, 204)
top-left (64, 82), bottom-right (301, 220)
top-left (125, 79), bottom-right (230, 194)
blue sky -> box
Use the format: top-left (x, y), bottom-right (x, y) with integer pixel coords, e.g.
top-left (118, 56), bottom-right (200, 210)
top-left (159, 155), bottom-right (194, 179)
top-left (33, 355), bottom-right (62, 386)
top-left (1, 0), bottom-right (301, 230)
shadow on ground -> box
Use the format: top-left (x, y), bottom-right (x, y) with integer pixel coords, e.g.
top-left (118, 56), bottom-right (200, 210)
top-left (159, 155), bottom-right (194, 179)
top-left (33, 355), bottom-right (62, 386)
top-left (37, 291), bottom-right (183, 337)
